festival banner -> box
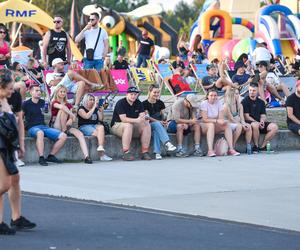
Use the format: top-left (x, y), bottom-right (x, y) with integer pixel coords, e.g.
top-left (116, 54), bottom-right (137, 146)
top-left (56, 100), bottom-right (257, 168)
top-left (110, 69), bottom-right (128, 92)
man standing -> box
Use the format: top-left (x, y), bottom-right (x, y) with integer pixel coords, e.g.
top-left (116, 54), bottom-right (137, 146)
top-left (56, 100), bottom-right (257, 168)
top-left (286, 80), bottom-right (300, 135)
top-left (75, 12), bottom-right (108, 70)
top-left (42, 15), bottom-right (71, 68)
top-left (111, 87), bottom-right (152, 161)
top-left (136, 31), bottom-right (154, 68)
top-left (242, 83), bottom-right (278, 153)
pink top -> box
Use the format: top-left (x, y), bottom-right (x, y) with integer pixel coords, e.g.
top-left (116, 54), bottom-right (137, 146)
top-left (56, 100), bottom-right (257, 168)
top-left (0, 41), bottom-right (9, 56)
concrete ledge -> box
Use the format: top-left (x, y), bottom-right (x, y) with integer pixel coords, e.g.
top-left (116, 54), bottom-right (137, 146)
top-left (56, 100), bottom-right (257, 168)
top-left (23, 130), bottom-right (300, 163)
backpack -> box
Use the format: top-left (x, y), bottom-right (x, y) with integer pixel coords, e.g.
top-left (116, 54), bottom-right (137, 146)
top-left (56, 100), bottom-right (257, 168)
top-left (214, 137), bottom-right (228, 156)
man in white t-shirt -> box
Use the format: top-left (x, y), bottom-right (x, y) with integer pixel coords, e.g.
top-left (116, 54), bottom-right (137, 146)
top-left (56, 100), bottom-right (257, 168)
top-left (252, 42), bottom-right (272, 66)
top-left (75, 12), bottom-right (108, 70)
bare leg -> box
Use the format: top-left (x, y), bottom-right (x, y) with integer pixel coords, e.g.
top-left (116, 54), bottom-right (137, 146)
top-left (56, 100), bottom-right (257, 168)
top-left (69, 128), bottom-right (89, 158)
top-left (8, 174), bottom-right (21, 221)
top-left (120, 123), bottom-right (133, 152)
top-left (139, 122), bottom-right (151, 152)
top-left (251, 122), bottom-right (260, 147)
top-left (49, 133), bottom-right (67, 155)
top-left (176, 124), bottom-right (186, 146)
top-left (74, 81), bottom-right (86, 106)
top-left (92, 125), bottom-right (105, 156)
top-left (193, 123), bottom-right (201, 144)
top-left (0, 157), bottom-right (11, 223)
top-left (36, 131), bottom-right (45, 157)
top-left (261, 123), bottom-right (278, 148)
top-left (277, 84), bottom-right (290, 98)
top-left (244, 126), bottom-right (252, 144)
top-left (233, 124), bottom-right (242, 147)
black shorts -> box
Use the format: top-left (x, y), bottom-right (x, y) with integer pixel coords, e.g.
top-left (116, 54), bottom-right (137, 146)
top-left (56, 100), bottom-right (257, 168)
top-left (245, 121), bottom-right (271, 134)
top-left (288, 123), bottom-right (300, 135)
top-left (0, 150), bottom-right (19, 175)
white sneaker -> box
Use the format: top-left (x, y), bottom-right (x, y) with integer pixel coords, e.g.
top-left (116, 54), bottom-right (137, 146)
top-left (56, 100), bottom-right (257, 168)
top-left (155, 153), bottom-right (162, 160)
top-left (100, 154), bottom-right (112, 161)
top-left (97, 145), bottom-right (105, 152)
top-left (165, 142), bottom-right (176, 152)
top-left (15, 158), bottom-right (25, 167)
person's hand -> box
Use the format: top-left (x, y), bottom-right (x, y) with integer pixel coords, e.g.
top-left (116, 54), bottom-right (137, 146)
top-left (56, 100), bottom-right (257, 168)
top-left (161, 120), bottom-right (168, 126)
top-left (242, 123), bottom-right (250, 130)
top-left (18, 145), bottom-right (25, 159)
top-left (217, 119), bottom-right (227, 126)
top-left (190, 118), bottom-right (198, 125)
top-left (259, 121), bottom-right (265, 129)
top-left (84, 22), bottom-right (92, 31)
top-left (137, 114), bottom-right (146, 123)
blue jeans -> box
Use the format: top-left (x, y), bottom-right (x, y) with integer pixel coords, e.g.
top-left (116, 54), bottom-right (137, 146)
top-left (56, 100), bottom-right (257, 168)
top-left (136, 54), bottom-right (150, 68)
top-left (151, 121), bottom-right (170, 154)
top-left (83, 58), bottom-right (104, 71)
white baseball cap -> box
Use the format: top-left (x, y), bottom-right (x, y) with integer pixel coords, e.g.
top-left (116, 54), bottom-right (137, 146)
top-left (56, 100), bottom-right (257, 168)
top-left (52, 58), bottom-right (65, 67)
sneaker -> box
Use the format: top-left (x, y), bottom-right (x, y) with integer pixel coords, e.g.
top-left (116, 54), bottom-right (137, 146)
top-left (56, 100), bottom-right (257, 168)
top-left (165, 142), bottom-right (177, 152)
top-left (84, 156), bottom-right (93, 164)
top-left (91, 83), bottom-right (105, 91)
top-left (193, 148), bottom-right (203, 157)
top-left (228, 149), bottom-right (240, 156)
top-left (10, 216), bottom-right (36, 231)
top-left (97, 145), bottom-right (105, 152)
top-left (100, 154), bottom-right (113, 161)
top-left (123, 151), bottom-right (135, 161)
top-left (38, 156), bottom-right (48, 166)
top-left (176, 149), bottom-right (189, 158)
top-left (155, 153), bottom-right (162, 160)
top-left (15, 158), bottom-right (25, 167)
top-left (252, 145), bottom-right (259, 154)
top-left (141, 152), bottom-right (152, 160)
top-left (46, 155), bottom-right (62, 164)
top-left (207, 150), bottom-right (216, 157)
top-left (0, 222), bottom-right (16, 235)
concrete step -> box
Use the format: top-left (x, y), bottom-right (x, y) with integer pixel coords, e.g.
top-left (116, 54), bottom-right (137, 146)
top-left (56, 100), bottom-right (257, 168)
top-left (23, 130), bottom-right (299, 163)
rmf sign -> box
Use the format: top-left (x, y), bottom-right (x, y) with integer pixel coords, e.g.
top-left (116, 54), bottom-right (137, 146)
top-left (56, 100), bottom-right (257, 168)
top-left (5, 9), bottom-right (37, 17)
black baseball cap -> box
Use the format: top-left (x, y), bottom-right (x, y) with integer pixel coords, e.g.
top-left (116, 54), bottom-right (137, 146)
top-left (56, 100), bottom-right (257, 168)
top-left (258, 61), bottom-right (268, 68)
top-left (127, 86), bottom-right (141, 93)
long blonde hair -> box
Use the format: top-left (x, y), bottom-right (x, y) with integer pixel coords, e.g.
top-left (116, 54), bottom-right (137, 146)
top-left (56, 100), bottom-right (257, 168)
top-left (52, 85), bottom-right (68, 103)
top-left (224, 88), bottom-right (240, 115)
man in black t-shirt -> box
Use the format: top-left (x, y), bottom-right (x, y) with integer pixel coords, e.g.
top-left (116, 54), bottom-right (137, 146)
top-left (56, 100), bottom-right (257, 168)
top-left (111, 86), bottom-right (151, 161)
top-left (42, 15), bottom-right (71, 68)
top-left (242, 83), bottom-right (278, 153)
top-left (22, 85), bottom-right (67, 166)
top-left (113, 55), bottom-right (129, 70)
top-left (136, 31), bottom-right (154, 68)
top-left (286, 80), bottom-right (300, 135)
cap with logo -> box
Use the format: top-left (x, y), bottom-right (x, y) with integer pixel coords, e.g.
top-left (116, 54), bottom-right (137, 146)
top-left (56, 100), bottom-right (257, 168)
top-left (127, 86), bottom-right (141, 93)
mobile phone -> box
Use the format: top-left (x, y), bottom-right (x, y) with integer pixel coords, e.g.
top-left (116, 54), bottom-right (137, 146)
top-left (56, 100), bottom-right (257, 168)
top-left (98, 98), bottom-right (104, 107)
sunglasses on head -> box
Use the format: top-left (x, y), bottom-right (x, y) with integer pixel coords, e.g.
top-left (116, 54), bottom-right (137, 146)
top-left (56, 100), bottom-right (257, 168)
top-left (53, 20), bottom-right (62, 24)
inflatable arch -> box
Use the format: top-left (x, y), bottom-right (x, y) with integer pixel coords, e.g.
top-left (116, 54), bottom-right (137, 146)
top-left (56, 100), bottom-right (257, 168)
top-left (0, 0), bottom-right (83, 60)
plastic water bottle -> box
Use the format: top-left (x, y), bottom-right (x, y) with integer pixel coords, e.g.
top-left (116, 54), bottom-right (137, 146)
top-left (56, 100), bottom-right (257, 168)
top-left (266, 141), bottom-right (271, 154)
top-left (44, 101), bottom-right (49, 113)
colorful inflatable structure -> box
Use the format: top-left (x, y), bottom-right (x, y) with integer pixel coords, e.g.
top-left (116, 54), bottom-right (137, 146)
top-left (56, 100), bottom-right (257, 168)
top-left (82, 4), bottom-right (178, 60)
top-left (190, 0), bottom-right (300, 61)
top-left (255, 4), bottom-right (300, 58)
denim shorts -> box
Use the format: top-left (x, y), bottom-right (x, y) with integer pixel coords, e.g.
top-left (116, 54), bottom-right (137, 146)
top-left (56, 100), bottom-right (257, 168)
top-left (28, 125), bottom-right (62, 141)
top-left (79, 124), bottom-right (97, 136)
top-left (83, 58), bottom-right (104, 71)
top-left (167, 120), bottom-right (191, 135)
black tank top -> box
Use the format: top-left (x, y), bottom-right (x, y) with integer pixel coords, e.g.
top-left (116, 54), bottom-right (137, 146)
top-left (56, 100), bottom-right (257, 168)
top-left (77, 106), bottom-right (99, 127)
top-left (48, 29), bottom-right (68, 66)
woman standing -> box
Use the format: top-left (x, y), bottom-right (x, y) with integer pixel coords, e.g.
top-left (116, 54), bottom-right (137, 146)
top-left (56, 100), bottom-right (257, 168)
top-left (77, 93), bottom-right (112, 161)
top-left (0, 25), bottom-right (10, 68)
top-left (223, 88), bottom-right (252, 154)
top-left (0, 69), bottom-right (35, 235)
top-left (50, 85), bottom-right (92, 164)
top-left (200, 88), bottom-right (240, 157)
top-left (142, 84), bottom-right (176, 159)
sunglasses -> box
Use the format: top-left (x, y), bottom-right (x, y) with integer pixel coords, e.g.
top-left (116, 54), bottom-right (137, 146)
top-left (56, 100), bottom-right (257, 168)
top-left (53, 20), bottom-right (62, 24)
top-left (89, 18), bottom-right (96, 21)
top-left (0, 31), bottom-right (6, 34)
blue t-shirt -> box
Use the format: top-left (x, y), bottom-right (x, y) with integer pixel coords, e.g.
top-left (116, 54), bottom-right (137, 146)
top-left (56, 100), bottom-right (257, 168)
top-left (232, 73), bottom-right (250, 85)
top-left (22, 99), bottom-right (45, 130)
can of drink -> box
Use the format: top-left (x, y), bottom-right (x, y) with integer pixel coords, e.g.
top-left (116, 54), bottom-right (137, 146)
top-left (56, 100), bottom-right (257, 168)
top-left (44, 101), bottom-right (49, 113)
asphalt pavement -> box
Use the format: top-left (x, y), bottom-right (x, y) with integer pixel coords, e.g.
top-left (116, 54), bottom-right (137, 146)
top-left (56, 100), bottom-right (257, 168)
top-left (1, 193), bottom-right (300, 250)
